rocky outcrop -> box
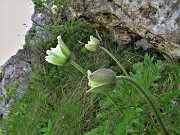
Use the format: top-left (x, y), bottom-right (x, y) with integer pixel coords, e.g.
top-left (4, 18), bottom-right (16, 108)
top-left (0, 48), bottom-right (33, 117)
top-left (0, 2), bottom-right (48, 117)
top-left (0, 1), bottom-right (52, 117)
top-left (69, 0), bottom-right (180, 60)
top-left (0, 1), bottom-right (69, 117)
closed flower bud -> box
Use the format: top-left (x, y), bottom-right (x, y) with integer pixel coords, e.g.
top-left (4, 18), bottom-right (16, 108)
top-left (85, 36), bottom-right (100, 52)
top-left (86, 68), bottom-right (117, 93)
top-left (45, 36), bottom-right (71, 66)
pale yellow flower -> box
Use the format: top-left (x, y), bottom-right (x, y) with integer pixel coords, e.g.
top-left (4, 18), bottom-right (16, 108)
top-left (45, 36), bottom-right (71, 66)
top-left (85, 36), bottom-right (100, 52)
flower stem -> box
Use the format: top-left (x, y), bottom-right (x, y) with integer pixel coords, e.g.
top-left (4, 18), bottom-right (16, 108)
top-left (105, 94), bottom-right (122, 113)
top-left (70, 60), bottom-right (87, 76)
top-left (116, 76), bottom-right (169, 135)
top-left (100, 46), bottom-right (129, 77)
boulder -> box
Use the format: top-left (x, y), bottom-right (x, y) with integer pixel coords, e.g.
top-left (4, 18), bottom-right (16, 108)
top-left (69, 0), bottom-right (180, 60)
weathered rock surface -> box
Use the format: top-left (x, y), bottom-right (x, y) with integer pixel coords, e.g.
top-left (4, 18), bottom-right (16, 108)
top-left (0, 1), bottom-right (70, 117)
top-left (26, 10), bottom-right (52, 45)
top-left (0, 48), bottom-right (33, 117)
top-left (69, 0), bottom-right (180, 60)
top-left (0, 2), bottom-right (54, 117)
top-left (0, 1), bottom-right (48, 117)
top-left (0, 4), bottom-right (45, 118)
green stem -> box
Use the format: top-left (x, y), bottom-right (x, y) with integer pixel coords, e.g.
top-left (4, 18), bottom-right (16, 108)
top-left (116, 76), bottom-right (169, 135)
top-left (100, 46), bottom-right (129, 77)
top-left (105, 94), bottom-right (122, 113)
top-left (70, 60), bottom-right (87, 76)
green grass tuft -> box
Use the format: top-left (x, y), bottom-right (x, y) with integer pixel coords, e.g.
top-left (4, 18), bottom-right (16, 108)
top-left (2, 12), bottom-right (180, 135)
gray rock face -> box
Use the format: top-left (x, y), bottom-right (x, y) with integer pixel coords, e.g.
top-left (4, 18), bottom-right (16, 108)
top-left (0, 1), bottom-right (68, 118)
top-left (0, 49), bottom-right (33, 117)
top-left (27, 10), bottom-right (52, 45)
top-left (0, 3), bottom-right (45, 118)
top-left (69, 0), bottom-right (180, 59)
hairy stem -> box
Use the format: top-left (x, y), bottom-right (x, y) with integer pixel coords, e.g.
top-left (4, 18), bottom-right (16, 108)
top-left (100, 46), bottom-right (129, 76)
top-left (116, 76), bottom-right (169, 135)
top-left (70, 60), bottom-right (86, 76)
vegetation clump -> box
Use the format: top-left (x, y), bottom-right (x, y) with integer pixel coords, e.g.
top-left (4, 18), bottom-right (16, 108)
top-left (1, 0), bottom-right (180, 135)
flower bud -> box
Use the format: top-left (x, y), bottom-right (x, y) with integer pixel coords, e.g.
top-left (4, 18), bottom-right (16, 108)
top-left (45, 36), bottom-right (71, 66)
top-left (85, 36), bottom-right (100, 52)
top-left (86, 68), bottom-right (117, 93)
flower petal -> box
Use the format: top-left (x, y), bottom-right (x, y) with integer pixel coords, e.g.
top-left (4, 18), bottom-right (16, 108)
top-left (45, 57), bottom-right (64, 66)
top-left (57, 36), bottom-right (71, 58)
top-left (85, 44), bottom-right (98, 52)
top-left (88, 79), bottom-right (101, 88)
top-left (86, 82), bottom-right (116, 93)
top-left (88, 41), bottom-right (94, 44)
top-left (50, 45), bottom-right (66, 58)
top-left (90, 36), bottom-right (100, 45)
top-left (89, 68), bottom-right (116, 84)
top-left (46, 51), bottom-right (67, 65)
top-left (87, 70), bottom-right (92, 76)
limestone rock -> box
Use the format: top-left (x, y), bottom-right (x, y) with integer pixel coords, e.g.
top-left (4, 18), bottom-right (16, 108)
top-left (0, 48), bottom-right (33, 117)
top-left (0, 0), bottom-right (69, 117)
top-left (69, 0), bottom-right (180, 60)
